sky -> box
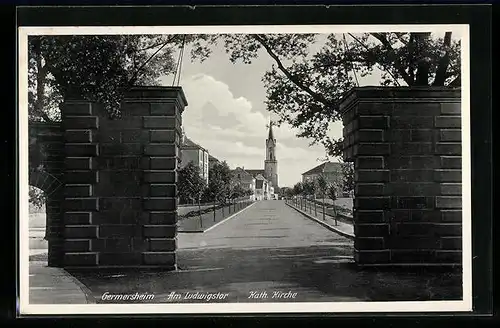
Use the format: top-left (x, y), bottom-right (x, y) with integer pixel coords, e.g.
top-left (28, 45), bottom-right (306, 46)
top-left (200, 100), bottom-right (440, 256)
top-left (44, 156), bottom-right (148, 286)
top-left (158, 32), bottom-right (460, 188)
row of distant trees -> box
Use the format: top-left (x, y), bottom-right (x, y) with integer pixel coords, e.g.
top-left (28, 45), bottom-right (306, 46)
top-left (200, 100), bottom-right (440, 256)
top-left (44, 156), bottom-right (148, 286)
top-left (282, 175), bottom-right (339, 204)
top-left (281, 161), bottom-right (355, 202)
top-left (283, 175), bottom-right (345, 225)
top-left (178, 161), bottom-right (253, 206)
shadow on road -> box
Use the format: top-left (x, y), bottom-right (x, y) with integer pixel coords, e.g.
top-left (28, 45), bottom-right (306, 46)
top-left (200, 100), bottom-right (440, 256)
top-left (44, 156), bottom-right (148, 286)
top-left (67, 244), bottom-right (462, 304)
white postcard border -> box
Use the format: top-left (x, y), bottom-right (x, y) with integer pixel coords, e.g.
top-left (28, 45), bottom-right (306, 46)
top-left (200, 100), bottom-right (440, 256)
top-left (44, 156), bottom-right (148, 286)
top-left (18, 24), bottom-right (472, 315)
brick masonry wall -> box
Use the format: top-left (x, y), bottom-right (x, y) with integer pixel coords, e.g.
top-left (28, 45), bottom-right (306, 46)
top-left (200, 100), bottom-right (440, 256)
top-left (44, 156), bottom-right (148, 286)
top-left (29, 123), bottom-right (65, 267)
top-left (340, 87), bottom-right (462, 266)
top-left (61, 87), bottom-right (187, 268)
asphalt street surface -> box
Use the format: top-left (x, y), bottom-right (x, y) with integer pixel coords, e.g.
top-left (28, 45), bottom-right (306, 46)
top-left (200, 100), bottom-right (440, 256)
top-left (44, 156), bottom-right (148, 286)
top-left (68, 200), bottom-right (462, 303)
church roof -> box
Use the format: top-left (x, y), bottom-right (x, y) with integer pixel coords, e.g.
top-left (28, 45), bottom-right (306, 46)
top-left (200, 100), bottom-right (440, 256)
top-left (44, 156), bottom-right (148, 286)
top-left (302, 161), bottom-right (343, 176)
top-left (231, 167), bottom-right (254, 178)
top-left (244, 169), bottom-right (266, 177)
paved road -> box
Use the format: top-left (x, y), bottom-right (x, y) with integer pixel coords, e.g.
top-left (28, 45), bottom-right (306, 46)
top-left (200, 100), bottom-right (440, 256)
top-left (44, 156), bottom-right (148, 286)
top-left (178, 200), bottom-right (352, 251)
top-left (69, 200), bottom-right (462, 303)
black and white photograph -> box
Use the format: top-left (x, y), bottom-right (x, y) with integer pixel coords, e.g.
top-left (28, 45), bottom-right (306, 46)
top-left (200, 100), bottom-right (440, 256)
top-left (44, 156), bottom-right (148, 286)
top-left (19, 23), bottom-right (471, 314)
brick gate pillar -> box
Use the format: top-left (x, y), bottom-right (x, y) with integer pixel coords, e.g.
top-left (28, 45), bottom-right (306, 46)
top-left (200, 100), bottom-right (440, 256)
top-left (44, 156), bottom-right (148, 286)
top-left (43, 126), bottom-right (64, 266)
top-left (30, 124), bottom-right (65, 267)
top-left (340, 87), bottom-right (462, 266)
top-left (61, 87), bottom-right (186, 268)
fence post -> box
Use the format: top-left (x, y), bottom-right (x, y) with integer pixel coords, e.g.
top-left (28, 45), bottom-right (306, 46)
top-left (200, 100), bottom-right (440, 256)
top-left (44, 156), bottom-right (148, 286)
top-left (322, 198), bottom-right (325, 221)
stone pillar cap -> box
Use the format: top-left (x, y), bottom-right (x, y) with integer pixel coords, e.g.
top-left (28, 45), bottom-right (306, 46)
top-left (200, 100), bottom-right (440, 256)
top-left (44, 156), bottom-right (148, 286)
top-left (127, 86), bottom-right (188, 107)
top-left (339, 86), bottom-right (461, 114)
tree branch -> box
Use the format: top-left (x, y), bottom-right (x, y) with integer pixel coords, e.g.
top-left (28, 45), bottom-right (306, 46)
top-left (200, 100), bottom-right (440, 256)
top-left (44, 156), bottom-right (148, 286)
top-left (253, 34), bottom-right (336, 110)
top-left (449, 73), bottom-right (461, 87)
top-left (371, 32), bottom-right (414, 85)
top-left (127, 35), bottom-right (176, 87)
top-left (407, 33), bottom-right (416, 83)
top-left (347, 33), bottom-right (401, 86)
top-left (394, 33), bottom-right (409, 46)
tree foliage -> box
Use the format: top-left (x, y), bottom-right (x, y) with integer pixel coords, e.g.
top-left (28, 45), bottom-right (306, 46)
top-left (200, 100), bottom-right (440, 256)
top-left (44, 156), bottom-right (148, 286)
top-left (230, 183), bottom-right (246, 199)
top-left (302, 180), bottom-right (316, 197)
top-left (315, 174), bottom-right (329, 198)
top-left (178, 162), bottom-right (206, 204)
top-left (207, 161), bottom-right (232, 203)
top-left (340, 161), bottom-right (355, 194)
top-left (292, 181), bottom-right (304, 196)
top-left (281, 187), bottom-right (294, 198)
top-left (29, 186), bottom-right (45, 210)
top-left (327, 183), bottom-right (338, 203)
top-left (28, 34), bottom-right (214, 122)
top-left (202, 32), bottom-right (461, 156)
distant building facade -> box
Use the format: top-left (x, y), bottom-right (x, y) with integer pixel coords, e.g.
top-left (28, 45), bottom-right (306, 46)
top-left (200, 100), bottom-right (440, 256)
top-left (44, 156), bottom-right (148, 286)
top-left (180, 134), bottom-right (209, 184)
top-left (231, 167), bottom-right (256, 199)
top-left (302, 161), bottom-right (344, 198)
top-left (254, 174), bottom-right (274, 201)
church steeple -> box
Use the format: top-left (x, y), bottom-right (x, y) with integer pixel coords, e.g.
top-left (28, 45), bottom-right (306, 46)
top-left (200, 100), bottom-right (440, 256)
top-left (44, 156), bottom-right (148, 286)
top-left (264, 118), bottom-right (278, 189)
top-left (267, 119), bottom-right (275, 141)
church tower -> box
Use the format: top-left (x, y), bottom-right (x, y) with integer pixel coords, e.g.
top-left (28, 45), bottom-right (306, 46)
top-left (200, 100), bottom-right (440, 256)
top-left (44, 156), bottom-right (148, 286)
top-left (264, 120), bottom-right (279, 189)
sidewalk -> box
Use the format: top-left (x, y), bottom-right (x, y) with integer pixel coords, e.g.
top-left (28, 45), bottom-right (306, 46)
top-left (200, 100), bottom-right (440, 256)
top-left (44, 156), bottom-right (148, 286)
top-left (29, 248), bottom-right (93, 304)
top-left (285, 201), bottom-right (355, 240)
top-left (29, 260), bottom-right (94, 304)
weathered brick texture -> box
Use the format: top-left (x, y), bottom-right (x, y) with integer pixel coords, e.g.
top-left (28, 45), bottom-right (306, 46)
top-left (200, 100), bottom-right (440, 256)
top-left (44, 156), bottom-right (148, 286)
top-left (62, 101), bottom-right (100, 267)
top-left (29, 123), bottom-right (65, 267)
top-left (59, 87), bottom-right (186, 268)
top-left (340, 87), bottom-right (462, 266)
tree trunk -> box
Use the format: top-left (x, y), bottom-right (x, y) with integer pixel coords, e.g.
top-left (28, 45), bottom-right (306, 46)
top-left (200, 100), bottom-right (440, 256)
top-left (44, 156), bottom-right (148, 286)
top-left (414, 32), bottom-right (432, 86)
top-left (32, 37), bottom-right (53, 123)
top-left (213, 201), bottom-right (216, 222)
top-left (334, 206), bottom-right (338, 226)
top-left (322, 197), bottom-right (326, 221)
top-left (432, 32), bottom-right (452, 86)
top-left (314, 197), bottom-right (317, 216)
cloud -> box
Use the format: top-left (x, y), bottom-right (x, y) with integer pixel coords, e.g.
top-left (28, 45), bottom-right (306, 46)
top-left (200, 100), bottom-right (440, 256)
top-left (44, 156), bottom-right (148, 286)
top-left (180, 74), bottom-right (268, 135)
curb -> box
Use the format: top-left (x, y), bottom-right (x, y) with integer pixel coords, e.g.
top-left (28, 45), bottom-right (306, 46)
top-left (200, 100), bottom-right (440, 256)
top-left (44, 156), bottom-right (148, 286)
top-left (30, 259), bottom-right (97, 304)
top-left (179, 201), bottom-right (257, 234)
top-left (61, 268), bottom-right (97, 304)
top-left (52, 268), bottom-right (96, 304)
top-left (286, 202), bottom-right (355, 240)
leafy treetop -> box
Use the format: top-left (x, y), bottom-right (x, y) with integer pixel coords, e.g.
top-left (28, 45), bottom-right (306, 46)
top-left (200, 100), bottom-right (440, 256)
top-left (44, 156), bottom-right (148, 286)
top-left (28, 34), bottom-right (213, 122)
